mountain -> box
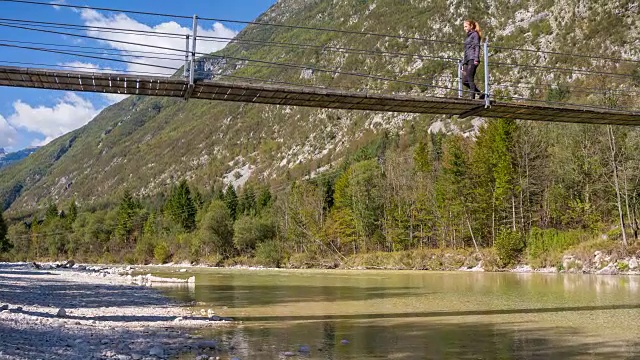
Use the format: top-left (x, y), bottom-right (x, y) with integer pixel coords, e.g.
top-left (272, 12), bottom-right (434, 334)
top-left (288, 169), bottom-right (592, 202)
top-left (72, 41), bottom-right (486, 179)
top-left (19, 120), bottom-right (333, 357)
top-left (0, 147), bottom-right (39, 171)
top-left (1, 0), bottom-right (639, 213)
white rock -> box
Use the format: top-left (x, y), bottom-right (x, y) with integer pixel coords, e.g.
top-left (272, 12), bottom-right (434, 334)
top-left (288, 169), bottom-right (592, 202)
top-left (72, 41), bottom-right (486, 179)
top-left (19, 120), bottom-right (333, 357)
top-left (187, 276), bottom-right (196, 284)
top-left (179, 269), bottom-right (187, 273)
top-left (596, 263), bottom-right (618, 275)
top-left (512, 265), bottom-right (533, 273)
top-left (629, 257), bottom-right (638, 270)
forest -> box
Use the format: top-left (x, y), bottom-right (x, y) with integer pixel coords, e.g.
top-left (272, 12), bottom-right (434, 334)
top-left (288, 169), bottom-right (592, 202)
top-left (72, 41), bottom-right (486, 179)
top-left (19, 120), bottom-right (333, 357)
top-left (1, 118), bottom-right (638, 269)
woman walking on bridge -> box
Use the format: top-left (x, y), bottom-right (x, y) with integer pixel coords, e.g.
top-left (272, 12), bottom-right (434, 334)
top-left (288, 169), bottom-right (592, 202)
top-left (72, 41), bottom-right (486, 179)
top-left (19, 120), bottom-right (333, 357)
top-left (462, 19), bottom-right (485, 100)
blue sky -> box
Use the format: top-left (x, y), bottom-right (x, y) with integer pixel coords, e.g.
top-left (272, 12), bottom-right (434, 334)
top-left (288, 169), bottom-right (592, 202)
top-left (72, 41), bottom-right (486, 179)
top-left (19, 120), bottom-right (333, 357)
top-left (0, 0), bottom-right (277, 151)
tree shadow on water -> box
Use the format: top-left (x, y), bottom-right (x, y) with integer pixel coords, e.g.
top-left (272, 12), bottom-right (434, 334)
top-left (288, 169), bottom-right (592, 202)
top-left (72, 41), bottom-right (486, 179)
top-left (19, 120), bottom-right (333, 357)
top-left (204, 319), bottom-right (640, 360)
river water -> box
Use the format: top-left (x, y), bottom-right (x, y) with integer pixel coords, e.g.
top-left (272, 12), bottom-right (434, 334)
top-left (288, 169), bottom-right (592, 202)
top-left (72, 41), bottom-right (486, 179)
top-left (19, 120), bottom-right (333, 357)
top-left (159, 269), bottom-right (640, 359)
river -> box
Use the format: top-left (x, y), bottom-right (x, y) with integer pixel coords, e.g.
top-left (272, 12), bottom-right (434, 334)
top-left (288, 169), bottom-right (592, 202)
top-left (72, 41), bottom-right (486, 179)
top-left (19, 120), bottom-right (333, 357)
top-left (157, 269), bottom-right (640, 359)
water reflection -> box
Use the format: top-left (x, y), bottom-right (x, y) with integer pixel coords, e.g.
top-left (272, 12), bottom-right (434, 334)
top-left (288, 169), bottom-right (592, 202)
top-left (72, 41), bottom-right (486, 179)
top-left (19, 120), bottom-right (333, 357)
top-left (158, 270), bottom-right (640, 359)
top-left (200, 319), bottom-right (640, 359)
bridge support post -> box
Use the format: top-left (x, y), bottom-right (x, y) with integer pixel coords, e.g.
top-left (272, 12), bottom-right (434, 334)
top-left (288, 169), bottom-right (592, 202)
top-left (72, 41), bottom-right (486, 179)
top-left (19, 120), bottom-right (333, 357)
top-left (184, 35), bottom-right (190, 79)
top-left (483, 36), bottom-right (490, 108)
top-left (185, 15), bottom-right (198, 100)
top-left (457, 60), bottom-right (463, 98)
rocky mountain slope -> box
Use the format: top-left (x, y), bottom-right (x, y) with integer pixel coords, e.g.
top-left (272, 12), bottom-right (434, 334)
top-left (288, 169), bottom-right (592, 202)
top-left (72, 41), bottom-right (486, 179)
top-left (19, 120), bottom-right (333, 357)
top-left (1, 0), bottom-right (639, 213)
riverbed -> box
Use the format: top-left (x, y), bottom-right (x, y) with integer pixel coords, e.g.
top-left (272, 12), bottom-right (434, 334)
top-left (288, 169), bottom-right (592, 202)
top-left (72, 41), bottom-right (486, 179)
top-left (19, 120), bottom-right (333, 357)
top-left (2, 264), bottom-right (639, 359)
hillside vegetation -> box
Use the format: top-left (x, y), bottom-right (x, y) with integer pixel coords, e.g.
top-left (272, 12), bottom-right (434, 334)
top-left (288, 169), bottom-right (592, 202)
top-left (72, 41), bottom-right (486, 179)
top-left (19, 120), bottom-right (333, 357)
top-left (1, 0), bottom-right (639, 268)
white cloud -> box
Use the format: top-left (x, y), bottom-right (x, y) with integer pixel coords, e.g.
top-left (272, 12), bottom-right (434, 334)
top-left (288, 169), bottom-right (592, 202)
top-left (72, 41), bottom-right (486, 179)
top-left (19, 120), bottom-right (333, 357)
top-left (7, 93), bottom-right (101, 146)
top-left (102, 93), bottom-right (129, 104)
top-left (0, 115), bottom-right (18, 148)
top-left (50, 0), bottom-right (66, 10)
top-left (79, 9), bottom-right (238, 75)
top-left (58, 61), bottom-right (110, 73)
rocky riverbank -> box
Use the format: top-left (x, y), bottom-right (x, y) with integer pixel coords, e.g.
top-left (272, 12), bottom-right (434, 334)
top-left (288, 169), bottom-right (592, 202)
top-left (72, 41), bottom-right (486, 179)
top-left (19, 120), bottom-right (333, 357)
top-left (0, 262), bottom-right (232, 360)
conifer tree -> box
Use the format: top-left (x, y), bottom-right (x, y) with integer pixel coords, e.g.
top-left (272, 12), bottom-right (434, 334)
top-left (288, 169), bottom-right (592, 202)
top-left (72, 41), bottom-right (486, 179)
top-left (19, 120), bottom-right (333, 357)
top-left (165, 180), bottom-right (197, 232)
top-left (116, 190), bottom-right (138, 242)
top-left (0, 211), bottom-right (11, 253)
top-left (224, 184), bottom-right (238, 220)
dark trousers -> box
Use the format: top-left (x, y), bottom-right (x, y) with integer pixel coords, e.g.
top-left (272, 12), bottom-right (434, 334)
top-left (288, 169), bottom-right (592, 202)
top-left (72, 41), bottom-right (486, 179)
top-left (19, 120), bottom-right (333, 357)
top-left (462, 61), bottom-right (482, 99)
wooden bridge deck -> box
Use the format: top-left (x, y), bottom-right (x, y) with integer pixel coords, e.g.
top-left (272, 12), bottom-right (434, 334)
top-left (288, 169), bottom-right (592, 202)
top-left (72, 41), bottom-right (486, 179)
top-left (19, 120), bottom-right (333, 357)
top-left (1, 66), bottom-right (638, 125)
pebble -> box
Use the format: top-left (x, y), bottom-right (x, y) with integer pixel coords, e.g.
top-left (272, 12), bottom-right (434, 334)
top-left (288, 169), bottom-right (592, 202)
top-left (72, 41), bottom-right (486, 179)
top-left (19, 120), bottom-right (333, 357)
top-left (149, 346), bottom-right (165, 357)
top-left (283, 351), bottom-right (296, 357)
top-left (103, 350), bottom-right (117, 357)
top-left (196, 340), bottom-right (217, 349)
top-left (0, 263), bottom-right (234, 360)
top-left (341, 339), bottom-right (350, 345)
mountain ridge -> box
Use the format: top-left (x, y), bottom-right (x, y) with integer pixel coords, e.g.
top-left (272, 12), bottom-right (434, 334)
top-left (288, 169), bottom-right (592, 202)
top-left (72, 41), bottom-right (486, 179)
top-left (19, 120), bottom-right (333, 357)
top-left (1, 0), bottom-right (639, 214)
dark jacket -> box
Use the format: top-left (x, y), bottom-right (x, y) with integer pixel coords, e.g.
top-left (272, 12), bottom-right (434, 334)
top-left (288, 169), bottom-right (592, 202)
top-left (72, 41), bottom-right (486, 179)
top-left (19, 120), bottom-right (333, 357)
top-left (463, 30), bottom-right (481, 64)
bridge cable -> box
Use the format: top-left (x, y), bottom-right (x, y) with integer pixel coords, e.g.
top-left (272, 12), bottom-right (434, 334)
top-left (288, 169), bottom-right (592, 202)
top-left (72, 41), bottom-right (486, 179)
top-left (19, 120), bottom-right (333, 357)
top-left (0, 0), bottom-right (463, 46)
top-left (1, 21), bottom-right (637, 112)
top-left (2, 0), bottom-right (638, 65)
top-left (0, 22), bottom-right (469, 96)
top-left (0, 17), bottom-right (461, 63)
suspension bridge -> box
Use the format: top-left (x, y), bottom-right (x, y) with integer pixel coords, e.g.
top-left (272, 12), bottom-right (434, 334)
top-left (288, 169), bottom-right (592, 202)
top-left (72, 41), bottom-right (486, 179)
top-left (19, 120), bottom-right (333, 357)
top-left (0, 0), bottom-right (639, 125)
top-left (1, 65), bottom-right (639, 125)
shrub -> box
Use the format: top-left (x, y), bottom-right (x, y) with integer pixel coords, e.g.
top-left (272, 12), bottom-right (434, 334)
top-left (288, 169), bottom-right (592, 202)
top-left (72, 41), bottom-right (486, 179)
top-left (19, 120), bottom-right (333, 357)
top-left (233, 215), bottom-right (276, 253)
top-left (255, 241), bottom-right (285, 268)
top-left (134, 236), bottom-right (155, 264)
top-left (153, 242), bottom-right (171, 264)
top-left (526, 227), bottom-right (589, 267)
top-left (495, 227), bottom-right (525, 268)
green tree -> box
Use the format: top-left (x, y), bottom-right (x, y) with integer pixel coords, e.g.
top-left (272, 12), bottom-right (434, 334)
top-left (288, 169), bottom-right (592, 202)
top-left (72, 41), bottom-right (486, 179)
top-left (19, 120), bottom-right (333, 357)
top-left (116, 190), bottom-right (139, 242)
top-left (165, 180), bottom-right (197, 232)
top-left (256, 187), bottom-right (273, 214)
top-left (198, 200), bottom-right (234, 257)
top-left (67, 199), bottom-right (78, 225)
top-left (223, 184), bottom-right (238, 220)
top-left (436, 135), bottom-right (473, 249)
top-left (237, 184), bottom-right (257, 216)
top-left (0, 211), bottom-right (11, 253)
top-left (44, 203), bottom-right (59, 223)
top-left (233, 214), bottom-right (276, 253)
top-left (332, 160), bottom-right (384, 252)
